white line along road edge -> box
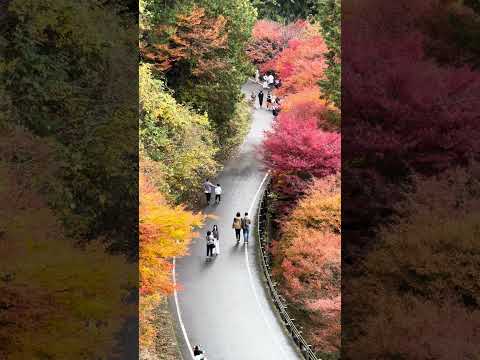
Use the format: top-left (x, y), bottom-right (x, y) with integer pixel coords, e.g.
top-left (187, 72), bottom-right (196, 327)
top-left (172, 257), bottom-right (195, 359)
top-left (244, 171), bottom-right (291, 360)
top-left (172, 170), bottom-right (292, 360)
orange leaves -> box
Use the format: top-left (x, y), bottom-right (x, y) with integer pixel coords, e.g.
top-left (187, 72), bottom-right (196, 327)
top-left (139, 173), bottom-right (203, 296)
top-left (263, 36), bottom-right (328, 96)
top-left (139, 169), bottom-right (204, 350)
top-left (273, 176), bottom-right (341, 352)
top-left (278, 86), bottom-right (338, 130)
top-left (252, 20), bottom-right (284, 42)
top-left (140, 6), bottom-right (228, 76)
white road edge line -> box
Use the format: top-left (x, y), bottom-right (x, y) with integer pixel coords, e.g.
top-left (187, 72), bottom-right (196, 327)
top-left (244, 171), bottom-right (290, 360)
top-left (172, 257), bottom-right (195, 359)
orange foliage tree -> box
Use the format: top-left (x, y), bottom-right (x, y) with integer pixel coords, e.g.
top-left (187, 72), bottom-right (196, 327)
top-left (272, 175), bottom-right (341, 353)
top-left (140, 6), bottom-right (228, 77)
top-left (139, 172), bottom-right (203, 297)
top-left (277, 86), bottom-right (339, 130)
top-left (246, 20), bottom-right (309, 66)
top-left (139, 169), bottom-right (203, 348)
top-left (262, 35), bottom-right (328, 96)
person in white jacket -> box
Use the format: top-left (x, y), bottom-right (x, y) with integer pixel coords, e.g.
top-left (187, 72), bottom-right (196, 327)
top-left (212, 225), bottom-right (220, 256)
top-left (214, 184), bottom-right (222, 204)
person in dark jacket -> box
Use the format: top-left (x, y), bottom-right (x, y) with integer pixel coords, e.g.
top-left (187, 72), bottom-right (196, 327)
top-left (258, 90), bottom-right (264, 108)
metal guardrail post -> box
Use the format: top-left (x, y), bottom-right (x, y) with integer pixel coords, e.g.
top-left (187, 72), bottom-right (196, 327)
top-left (256, 179), bottom-right (320, 360)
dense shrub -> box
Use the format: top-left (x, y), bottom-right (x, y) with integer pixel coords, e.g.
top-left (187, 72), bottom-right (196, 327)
top-left (140, 64), bottom-right (220, 206)
top-left (277, 87), bottom-right (339, 130)
top-left (272, 176), bottom-right (340, 354)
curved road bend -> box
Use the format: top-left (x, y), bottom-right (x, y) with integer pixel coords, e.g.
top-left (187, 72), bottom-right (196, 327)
top-left (170, 80), bottom-right (301, 360)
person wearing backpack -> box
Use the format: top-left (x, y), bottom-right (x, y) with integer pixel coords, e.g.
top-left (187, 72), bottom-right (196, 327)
top-left (241, 212), bottom-right (252, 244)
top-left (232, 212), bottom-right (242, 243)
top-left (206, 231), bottom-right (216, 259)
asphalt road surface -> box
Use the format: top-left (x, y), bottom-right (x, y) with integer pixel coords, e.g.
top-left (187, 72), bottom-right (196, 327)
top-left (171, 80), bottom-right (301, 360)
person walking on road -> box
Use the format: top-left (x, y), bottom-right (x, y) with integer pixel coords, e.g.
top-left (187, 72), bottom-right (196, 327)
top-left (193, 345), bottom-right (206, 359)
top-left (249, 91), bottom-right (256, 106)
top-left (203, 179), bottom-right (214, 205)
top-left (266, 91), bottom-right (272, 110)
top-left (255, 69), bottom-right (260, 83)
top-left (206, 231), bottom-right (216, 259)
top-left (268, 73), bottom-right (274, 87)
top-left (232, 212), bottom-right (242, 243)
top-left (242, 212), bottom-right (252, 244)
top-left (212, 225), bottom-right (220, 256)
top-left (258, 90), bottom-right (264, 108)
top-left (214, 184), bottom-right (222, 204)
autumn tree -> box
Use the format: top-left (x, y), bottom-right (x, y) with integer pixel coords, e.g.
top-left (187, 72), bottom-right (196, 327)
top-left (141, 0), bottom-right (256, 141)
top-left (245, 20), bottom-right (309, 66)
top-left (277, 86), bottom-right (339, 130)
top-left (262, 35), bottom-right (328, 96)
top-left (263, 116), bottom-right (340, 183)
top-left (272, 176), bottom-right (341, 355)
top-left (139, 64), bottom-right (219, 205)
top-left (140, 6), bottom-right (229, 77)
top-left (139, 170), bottom-right (203, 349)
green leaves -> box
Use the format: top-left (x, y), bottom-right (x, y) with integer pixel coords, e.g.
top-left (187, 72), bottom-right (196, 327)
top-left (140, 64), bottom-right (220, 205)
top-left (316, 0), bottom-right (341, 108)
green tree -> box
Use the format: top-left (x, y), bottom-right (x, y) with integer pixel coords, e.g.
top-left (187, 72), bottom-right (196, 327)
top-left (141, 0), bottom-right (256, 135)
top-left (139, 64), bottom-right (220, 205)
top-left (251, 0), bottom-right (319, 22)
top-left (316, 0), bottom-right (341, 108)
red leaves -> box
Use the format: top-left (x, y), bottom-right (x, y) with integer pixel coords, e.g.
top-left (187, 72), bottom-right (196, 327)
top-left (263, 116), bottom-right (340, 180)
top-left (262, 36), bottom-right (328, 96)
top-left (245, 20), bottom-right (310, 66)
top-left (254, 18), bottom-right (341, 353)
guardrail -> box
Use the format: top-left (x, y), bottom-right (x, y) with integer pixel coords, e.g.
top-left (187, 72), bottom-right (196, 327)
top-left (256, 180), bottom-right (319, 360)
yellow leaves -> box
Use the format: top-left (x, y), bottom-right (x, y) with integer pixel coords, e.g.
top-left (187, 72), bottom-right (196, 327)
top-left (139, 172), bottom-right (203, 296)
top-left (283, 175), bottom-right (341, 245)
top-left (139, 171), bottom-right (204, 351)
top-left (139, 64), bottom-right (210, 128)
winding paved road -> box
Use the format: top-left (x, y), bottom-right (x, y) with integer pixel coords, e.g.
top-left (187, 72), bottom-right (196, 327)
top-left (170, 80), bottom-right (301, 360)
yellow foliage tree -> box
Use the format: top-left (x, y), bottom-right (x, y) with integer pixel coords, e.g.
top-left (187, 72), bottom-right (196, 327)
top-left (139, 169), bottom-right (203, 348)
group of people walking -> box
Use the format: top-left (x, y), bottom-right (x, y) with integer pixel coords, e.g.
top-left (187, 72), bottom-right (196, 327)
top-left (250, 90), bottom-right (281, 115)
top-left (205, 225), bottom-right (220, 261)
top-left (205, 212), bottom-right (251, 261)
top-left (232, 212), bottom-right (251, 244)
top-left (203, 179), bottom-right (222, 205)
top-left (255, 69), bottom-right (281, 89)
